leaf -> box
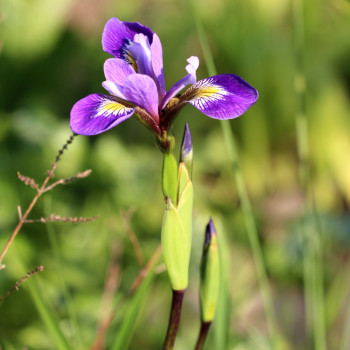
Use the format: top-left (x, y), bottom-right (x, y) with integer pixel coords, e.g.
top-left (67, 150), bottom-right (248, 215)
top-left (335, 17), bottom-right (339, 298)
top-left (111, 271), bottom-right (154, 350)
top-left (26, 276), bottom-right (73, 350)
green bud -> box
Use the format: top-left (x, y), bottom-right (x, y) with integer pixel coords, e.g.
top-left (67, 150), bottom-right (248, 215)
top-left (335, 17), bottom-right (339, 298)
top-left (162, 152), bottom-right (178, 204)
top-left (200, 218), bottom-right (220, 322)
top-left (177, 163), bottom-right (193, 266)
top-left (161, 196), bottom-right (189, 291)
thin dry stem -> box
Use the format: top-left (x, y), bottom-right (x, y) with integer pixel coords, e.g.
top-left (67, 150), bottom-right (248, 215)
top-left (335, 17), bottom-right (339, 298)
top-left (17, 172), bottom-right (39, 191)
top-left (24, 214), bottom-right (99, 224)
top-left (42, 169), bottom-right (92, 193)
top-left (92, 242), bottom-right (122, 350)
top-left (0, 265), bottom-right (44, 302)
top-left (0, 134), bottom-right (78, 266)
top-left (120, 209), bottom-right (145, 266)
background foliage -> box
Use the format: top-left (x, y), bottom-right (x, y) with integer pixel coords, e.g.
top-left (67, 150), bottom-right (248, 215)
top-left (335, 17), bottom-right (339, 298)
top-left (0, 0), bottom-right (349, 349)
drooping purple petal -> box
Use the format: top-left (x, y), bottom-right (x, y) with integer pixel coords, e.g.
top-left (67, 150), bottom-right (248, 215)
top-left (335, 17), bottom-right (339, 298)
top-left (151, 33), bottom-right (166, 98)
top-left (160, 56), bottom-right (199, 110)
top-left (70, 94), bottom-right (135, 135)
top-left (182, 74), bottom-right (258, 119)
top-left (123, 74), bottom-right (159, 121)
top-left (102, 18), bottom-right (153, 58)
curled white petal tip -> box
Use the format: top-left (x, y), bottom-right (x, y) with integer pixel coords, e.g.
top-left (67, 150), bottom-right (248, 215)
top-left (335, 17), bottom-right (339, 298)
top-left (186, 56), bottom-right (199, 75)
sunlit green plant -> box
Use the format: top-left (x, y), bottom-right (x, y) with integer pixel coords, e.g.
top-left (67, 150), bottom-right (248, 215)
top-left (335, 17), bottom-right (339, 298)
top-left (69, 17), bottom-right (258, 349)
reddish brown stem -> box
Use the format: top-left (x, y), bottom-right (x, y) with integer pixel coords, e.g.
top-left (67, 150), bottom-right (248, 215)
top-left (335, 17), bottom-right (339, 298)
top-left (194, 321), bottom-right (212, 350)
top-left (162, 289), bottom-right (185, 350)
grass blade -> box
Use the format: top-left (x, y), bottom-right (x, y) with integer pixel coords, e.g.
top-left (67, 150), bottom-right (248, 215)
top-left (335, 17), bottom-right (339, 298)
top-left (26, 274), bottom-right (72, 350)
top-left (111, 270), bottom-right (154, 350)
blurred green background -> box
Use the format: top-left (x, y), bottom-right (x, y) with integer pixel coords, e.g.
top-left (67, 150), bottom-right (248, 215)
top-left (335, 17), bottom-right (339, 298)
top-left (0, 0), bottom-right (350, 349)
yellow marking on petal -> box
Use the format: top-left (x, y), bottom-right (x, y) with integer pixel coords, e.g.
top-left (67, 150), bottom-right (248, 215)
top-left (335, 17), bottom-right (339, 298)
top-left (192, 85), bottom-right (227, 100)
top-left (127, 52), bottom-right (138, 72)
top-left (94, 100), bottom-right (133, 118)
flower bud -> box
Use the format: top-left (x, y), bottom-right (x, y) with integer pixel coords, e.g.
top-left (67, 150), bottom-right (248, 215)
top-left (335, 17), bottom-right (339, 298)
top-left (161, 196), bottom-right (189, 290)
top-left (180, 123), bottom-right (193, 179)
top-left (200, 218), bottom-right (220, 322)
top-left (162, 152), bottom-right (178, 204)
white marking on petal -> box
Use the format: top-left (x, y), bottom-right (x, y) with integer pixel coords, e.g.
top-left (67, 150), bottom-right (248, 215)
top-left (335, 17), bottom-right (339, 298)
top-left (189, 78), bottom-right (229, 110)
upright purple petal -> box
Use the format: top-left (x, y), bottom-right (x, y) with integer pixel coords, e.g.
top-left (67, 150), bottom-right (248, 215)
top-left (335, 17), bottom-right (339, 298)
top-left (160, 56), bottom-right (199, 110)
top-left (102, 58), bottom-right (135, 98)
top-left (151, 33), bottom-right (166, 98)
top-left (104, 58), bottom-right (135, 85)
top-left (124, 21), bottom-right (153, 43)
top-left (102, 81), bottom-right (126, 99)
top-left (102, 18), bottom-right (153, 58)
top-left (128, 33), bottom-right (153, 77)
top-left (123, 74), bottom-right (159, 121)
top-left (70, 94), bottom-right (135, 135)
top-left (182, 74), bottom-right (258, 119)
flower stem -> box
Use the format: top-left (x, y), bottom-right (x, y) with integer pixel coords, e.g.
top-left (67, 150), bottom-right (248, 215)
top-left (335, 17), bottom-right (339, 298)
top-left (194, 321), bottom-right (211, 350)
top-left (162, 289), bottom-right (185, 350)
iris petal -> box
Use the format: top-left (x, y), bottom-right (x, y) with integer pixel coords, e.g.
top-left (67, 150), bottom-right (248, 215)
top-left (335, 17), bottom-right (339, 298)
top-left (182, 74), bottom-right (258, 119)
top-left (102, 18), bottom-right (153, 58)
top-left (160, 56), bottom-right (199, 110)
top-left (104, 58), bottom-right (135, 85)
top-left (128, 33), bottom-right (153, 77)
top-left (151, 33), bottom-right (166, 98)
top-left (102, 81), bottom-right (125, 99)
top-left (70, 94), bottom-right (135, 135)
top-left (102, 58), bottom-right (136, 98)
top-left (123, 74), bottom-right (160, 121)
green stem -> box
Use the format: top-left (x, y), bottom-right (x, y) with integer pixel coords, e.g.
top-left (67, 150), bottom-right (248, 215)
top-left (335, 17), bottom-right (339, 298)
top-left (194, 321), bottom-right (211, 350)
top-left (340, 300), bottom-right (350, 350)
top-left (292, 0), bottom-right (326, 349)
top-left (221, 124), bottom-right (278, 348)
top-left (191, 6), bottom-right (279, 348)
top-left (162, 290), bottom-right (185, 350)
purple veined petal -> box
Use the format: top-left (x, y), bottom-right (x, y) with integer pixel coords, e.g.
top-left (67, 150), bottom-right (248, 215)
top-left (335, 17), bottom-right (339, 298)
top-left (104, 58), bottom-right (135, 85)
top-left (151, 33), bottom-right (166, 98)
top-left (123, 74), bottom-right (159, 121)
top-left (102, 81), bottom-right (126, 99)
top-left (102, 17), bottom-right (153, 58)
top-left (128, 33), bottom-right (153, 77)
top-left (183, 74), bottom-right (258, 119)
top-left (159, 56), bottom-right (199, 110)
top-left (70, 94), bottom-right (135, 135)
top-left (124, 21), bottom-right (153, 44)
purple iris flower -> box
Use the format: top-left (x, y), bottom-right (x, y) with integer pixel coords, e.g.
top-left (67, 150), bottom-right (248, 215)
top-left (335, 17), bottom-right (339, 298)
top-left (70, 18), bottom-right (258, 150)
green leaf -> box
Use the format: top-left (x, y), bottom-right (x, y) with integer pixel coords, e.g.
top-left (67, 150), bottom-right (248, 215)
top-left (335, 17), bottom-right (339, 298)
top-left (111, 271), bottom-right (154, 350)
top-left (26, 276), bottom-right (73, 350)
top-left (162, 152), bottom-right (178, 204)
top-left (161, 197), bottom-right (188, 290)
